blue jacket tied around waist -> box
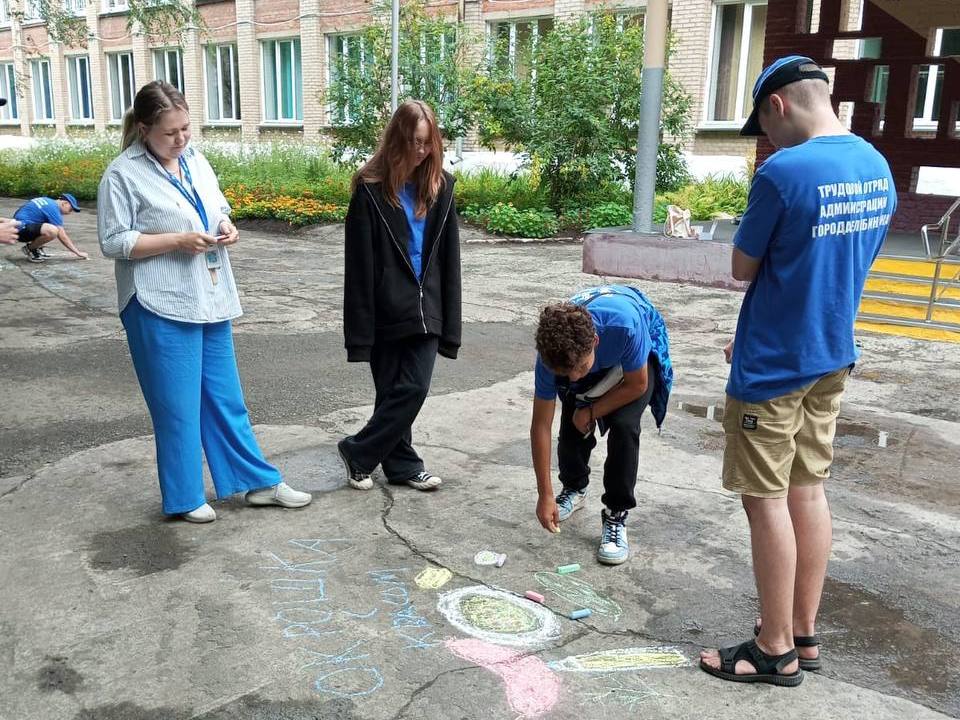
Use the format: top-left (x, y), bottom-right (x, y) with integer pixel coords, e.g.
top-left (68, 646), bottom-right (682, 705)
top-left (569, 285), bottom-right (673, 429)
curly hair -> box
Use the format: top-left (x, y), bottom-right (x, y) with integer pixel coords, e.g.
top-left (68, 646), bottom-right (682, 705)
top-left (535, 303), bottom-right (596, 372)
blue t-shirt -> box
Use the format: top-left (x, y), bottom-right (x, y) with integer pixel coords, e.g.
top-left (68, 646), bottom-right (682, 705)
top-left (399, 183), bottom-right (426, 280)
top-left (535, 286), bottom-right (652, 400)
top-left (14, 197), bottom-right (64, 226)
top-left (727, 135), bottom-right (896, 402)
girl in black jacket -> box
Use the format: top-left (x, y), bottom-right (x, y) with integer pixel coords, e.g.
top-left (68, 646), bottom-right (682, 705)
top-left (338, 100), bottom-right (462, 492)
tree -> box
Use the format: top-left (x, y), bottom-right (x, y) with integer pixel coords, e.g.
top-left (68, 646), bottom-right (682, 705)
top-left (466, 12), bottom-right (692, 208)
top-left (24, 0), bottom-right (204, 49)
top-left (323, 0), bottom-right (472, 163)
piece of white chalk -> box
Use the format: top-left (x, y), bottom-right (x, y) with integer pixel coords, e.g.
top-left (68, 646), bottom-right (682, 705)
top-left (706, 404), bottom-right (716, 421)
top-left (495, 553), bottom-right (507, 567)
top-left (878, 431), bottom-right (888, 448)
top-left (677, 401), bottom-right (684, 410)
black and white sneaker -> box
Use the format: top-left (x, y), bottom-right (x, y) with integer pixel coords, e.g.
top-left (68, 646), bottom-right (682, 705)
top-left (37, 247), bottom-right (52, 258)
top-left (21, 245), bottom-right (44, 263)
top-left (407, 471), bottom-right (442, 491)
top-left (337, 442), bottom-right (373, 490)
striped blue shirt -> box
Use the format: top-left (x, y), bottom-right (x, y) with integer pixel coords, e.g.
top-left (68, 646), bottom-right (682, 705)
top-left (97, 141), bottom-right (242, 323)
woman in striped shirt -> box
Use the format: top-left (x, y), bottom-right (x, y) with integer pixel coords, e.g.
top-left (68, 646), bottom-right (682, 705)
top-left (98, 81), bottom-right (311, 523)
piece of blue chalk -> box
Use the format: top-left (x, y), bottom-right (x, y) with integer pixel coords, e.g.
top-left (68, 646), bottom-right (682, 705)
top-left (569, 608), bottom-right (592, 620)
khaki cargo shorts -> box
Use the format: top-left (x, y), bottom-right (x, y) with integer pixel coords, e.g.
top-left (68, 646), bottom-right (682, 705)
top-left (722, 366), bottom-right (851, 498)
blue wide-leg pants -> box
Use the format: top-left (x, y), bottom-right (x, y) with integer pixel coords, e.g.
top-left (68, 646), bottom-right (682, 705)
top-left (121, 297), bottom-right (281, 515)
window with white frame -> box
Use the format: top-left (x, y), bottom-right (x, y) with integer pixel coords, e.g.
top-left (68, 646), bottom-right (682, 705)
top-left (67, 55), bottom-right (93, 121)
top-left (103, 0), bottom-right (129, 11)
top-left (30, 59), bottom-right (54, 120)
top-left (66, 0), bottom-right (87, 15)
top-left (154, 48), bottom-right (184, 93)
top-left (107, 52), bottom-right (135, 122)
top-left (23, 0), bottom-right (42, 21)
top-left (0, 62), bottom-right (17, 121)
top-left (261, 38), bottom-right (302, 123)
top-left (204, 43), bottom-right (241, 122)
top-left (913, 28), bottom-right (960, 128)
top-left (488, 18), bottom-right (554, 79)
top-left (867, 27), bottom-right (960, 131)
top-left (0, 0), bottom-right (11, 24)
top-left (327, 33), bottom-right (371, 124)
top-left (707, 0), bottom-right (767, 124)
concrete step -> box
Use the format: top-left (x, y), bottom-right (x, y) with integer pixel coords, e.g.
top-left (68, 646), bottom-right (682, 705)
top-left (864, 276), bottom-right (960, 300)
top-left (870, 256), bottom-right (960, 280)
top-left (856, 316), bottom-right (960, 343)
top-left (858, 296), bottom-right (960, 326)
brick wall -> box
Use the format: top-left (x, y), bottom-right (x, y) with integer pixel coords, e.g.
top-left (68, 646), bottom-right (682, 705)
top-left (668, 0), bottom-right (713, 149)
top-left (0, 0), bottom-right (739, 168)
top-left (759, 0), bottom-right (960, 233)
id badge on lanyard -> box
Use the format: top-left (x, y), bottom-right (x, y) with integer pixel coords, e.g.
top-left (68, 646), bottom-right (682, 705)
top-left (164, 156), bottom-right (222, 275)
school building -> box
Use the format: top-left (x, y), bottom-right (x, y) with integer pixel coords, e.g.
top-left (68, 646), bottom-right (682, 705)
top-left (0, 0), bottom-right (957, 230)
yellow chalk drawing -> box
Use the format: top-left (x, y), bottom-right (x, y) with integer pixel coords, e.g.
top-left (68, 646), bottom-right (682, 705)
top-left (414, 567), bottom-right (453, 590)
top-left (534, 572), bottom-right (622, 619)
top-left (548, 646), bottom-right (689, 672)
top-left (460, 594), bottom-right (540, 634)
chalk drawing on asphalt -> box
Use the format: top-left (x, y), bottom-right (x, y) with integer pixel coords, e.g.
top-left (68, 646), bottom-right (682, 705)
top-left (579, 674), bottom-right (678, 708)
top-left (414, 567), bottom-right (453, 590)
top-left (446, 638), bottom-right (560, 719)
top-left (547, 646), bottom-right (689, 672)
top-left (534, 571), bottom-right (622, 619)
top-left (436, 586), bottom-right (561, 648)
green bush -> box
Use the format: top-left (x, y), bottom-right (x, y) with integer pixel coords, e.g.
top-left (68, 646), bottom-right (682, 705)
top-left (465, 202), bottom-right (559, 238)
top-left (657, 175), bottom-right (748, 221)
top-left (454, 168), bottom-right (548, 211)
top-left (204, 143), bottom-right (354, 206)
top-left (466, 12), bottom-right (692, 209)
top-left (0, 139), bottom-right (116, 200)
top-left (585, 202), bottom-right (633, 229)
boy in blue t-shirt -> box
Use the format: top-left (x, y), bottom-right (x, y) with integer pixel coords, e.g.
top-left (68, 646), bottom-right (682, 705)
top-left (530, 285), bottom-right (672, 566)
top-left (700, 56), bottom-right (896, 688)
top-left (14, 193), bottom-right (87, 263)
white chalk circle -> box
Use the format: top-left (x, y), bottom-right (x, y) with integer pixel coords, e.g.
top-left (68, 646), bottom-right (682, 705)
top-left (436, 586), bottom-right (561, 648)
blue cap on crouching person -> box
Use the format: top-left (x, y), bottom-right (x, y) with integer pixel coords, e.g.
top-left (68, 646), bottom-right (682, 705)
top-left (740, 55), bottom-right (829, 137)
top-left (59, 192), bottom-right (81, 212)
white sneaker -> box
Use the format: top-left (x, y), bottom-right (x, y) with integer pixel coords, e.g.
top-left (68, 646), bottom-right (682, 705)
top-left (181, 502), bottom-right (216, 523)
top-left (407, 471), bottom-right (442, 491)
top-left (246, 482), bottom-right (312, 508)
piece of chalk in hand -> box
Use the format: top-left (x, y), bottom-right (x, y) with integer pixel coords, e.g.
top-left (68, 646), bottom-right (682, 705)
top-left (557, 563), bottom-right (580, 574)
top-left (525, 591), bottom-right (545, 603)
top-left (569, 608), bottom-right (592, 620)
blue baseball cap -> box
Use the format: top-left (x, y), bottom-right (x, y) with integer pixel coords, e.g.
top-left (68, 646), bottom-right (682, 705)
top-left (59, 192), bottom-right (81, 212)
top-left (741, 55), bottom-right (829, 136)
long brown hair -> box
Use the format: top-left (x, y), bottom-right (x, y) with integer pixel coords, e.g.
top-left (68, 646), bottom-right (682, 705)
top-left (353, 100), bottom-right (444, 218)
top-left (121, 81), bottom-right (189, 150)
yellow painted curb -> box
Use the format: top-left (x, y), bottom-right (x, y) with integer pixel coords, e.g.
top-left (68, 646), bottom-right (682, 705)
top-left (856, 320), bottom-right (960, 344)
top-left (864, 277), bottom-right (960, 300)
top-left (859, 298), bottom-right (960, 324)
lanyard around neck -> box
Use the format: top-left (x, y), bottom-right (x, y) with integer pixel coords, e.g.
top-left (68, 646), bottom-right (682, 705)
top-left (157, 154), bottom-right (209, 232)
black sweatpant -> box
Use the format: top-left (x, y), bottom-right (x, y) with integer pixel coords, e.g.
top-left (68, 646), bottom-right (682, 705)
top-left (340, 335), bottom-right (439, 482)
top-left (557, 370), bottom-right (655, 513)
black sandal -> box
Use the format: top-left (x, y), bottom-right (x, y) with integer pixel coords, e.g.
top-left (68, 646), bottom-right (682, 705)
top-left (699, 639), bottom-right (803, 687)
top-left (753, 623), bottom-right (822, 671)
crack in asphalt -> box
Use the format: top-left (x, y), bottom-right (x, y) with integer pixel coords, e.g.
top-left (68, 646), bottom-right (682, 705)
top-left (390, 666), bottom-right (474, 720)
top-left (0, 472), bottom-right (35, 501)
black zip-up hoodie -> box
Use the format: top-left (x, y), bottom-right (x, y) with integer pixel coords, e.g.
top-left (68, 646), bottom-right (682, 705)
top-left (343, 171), bottom-right (461, 362)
